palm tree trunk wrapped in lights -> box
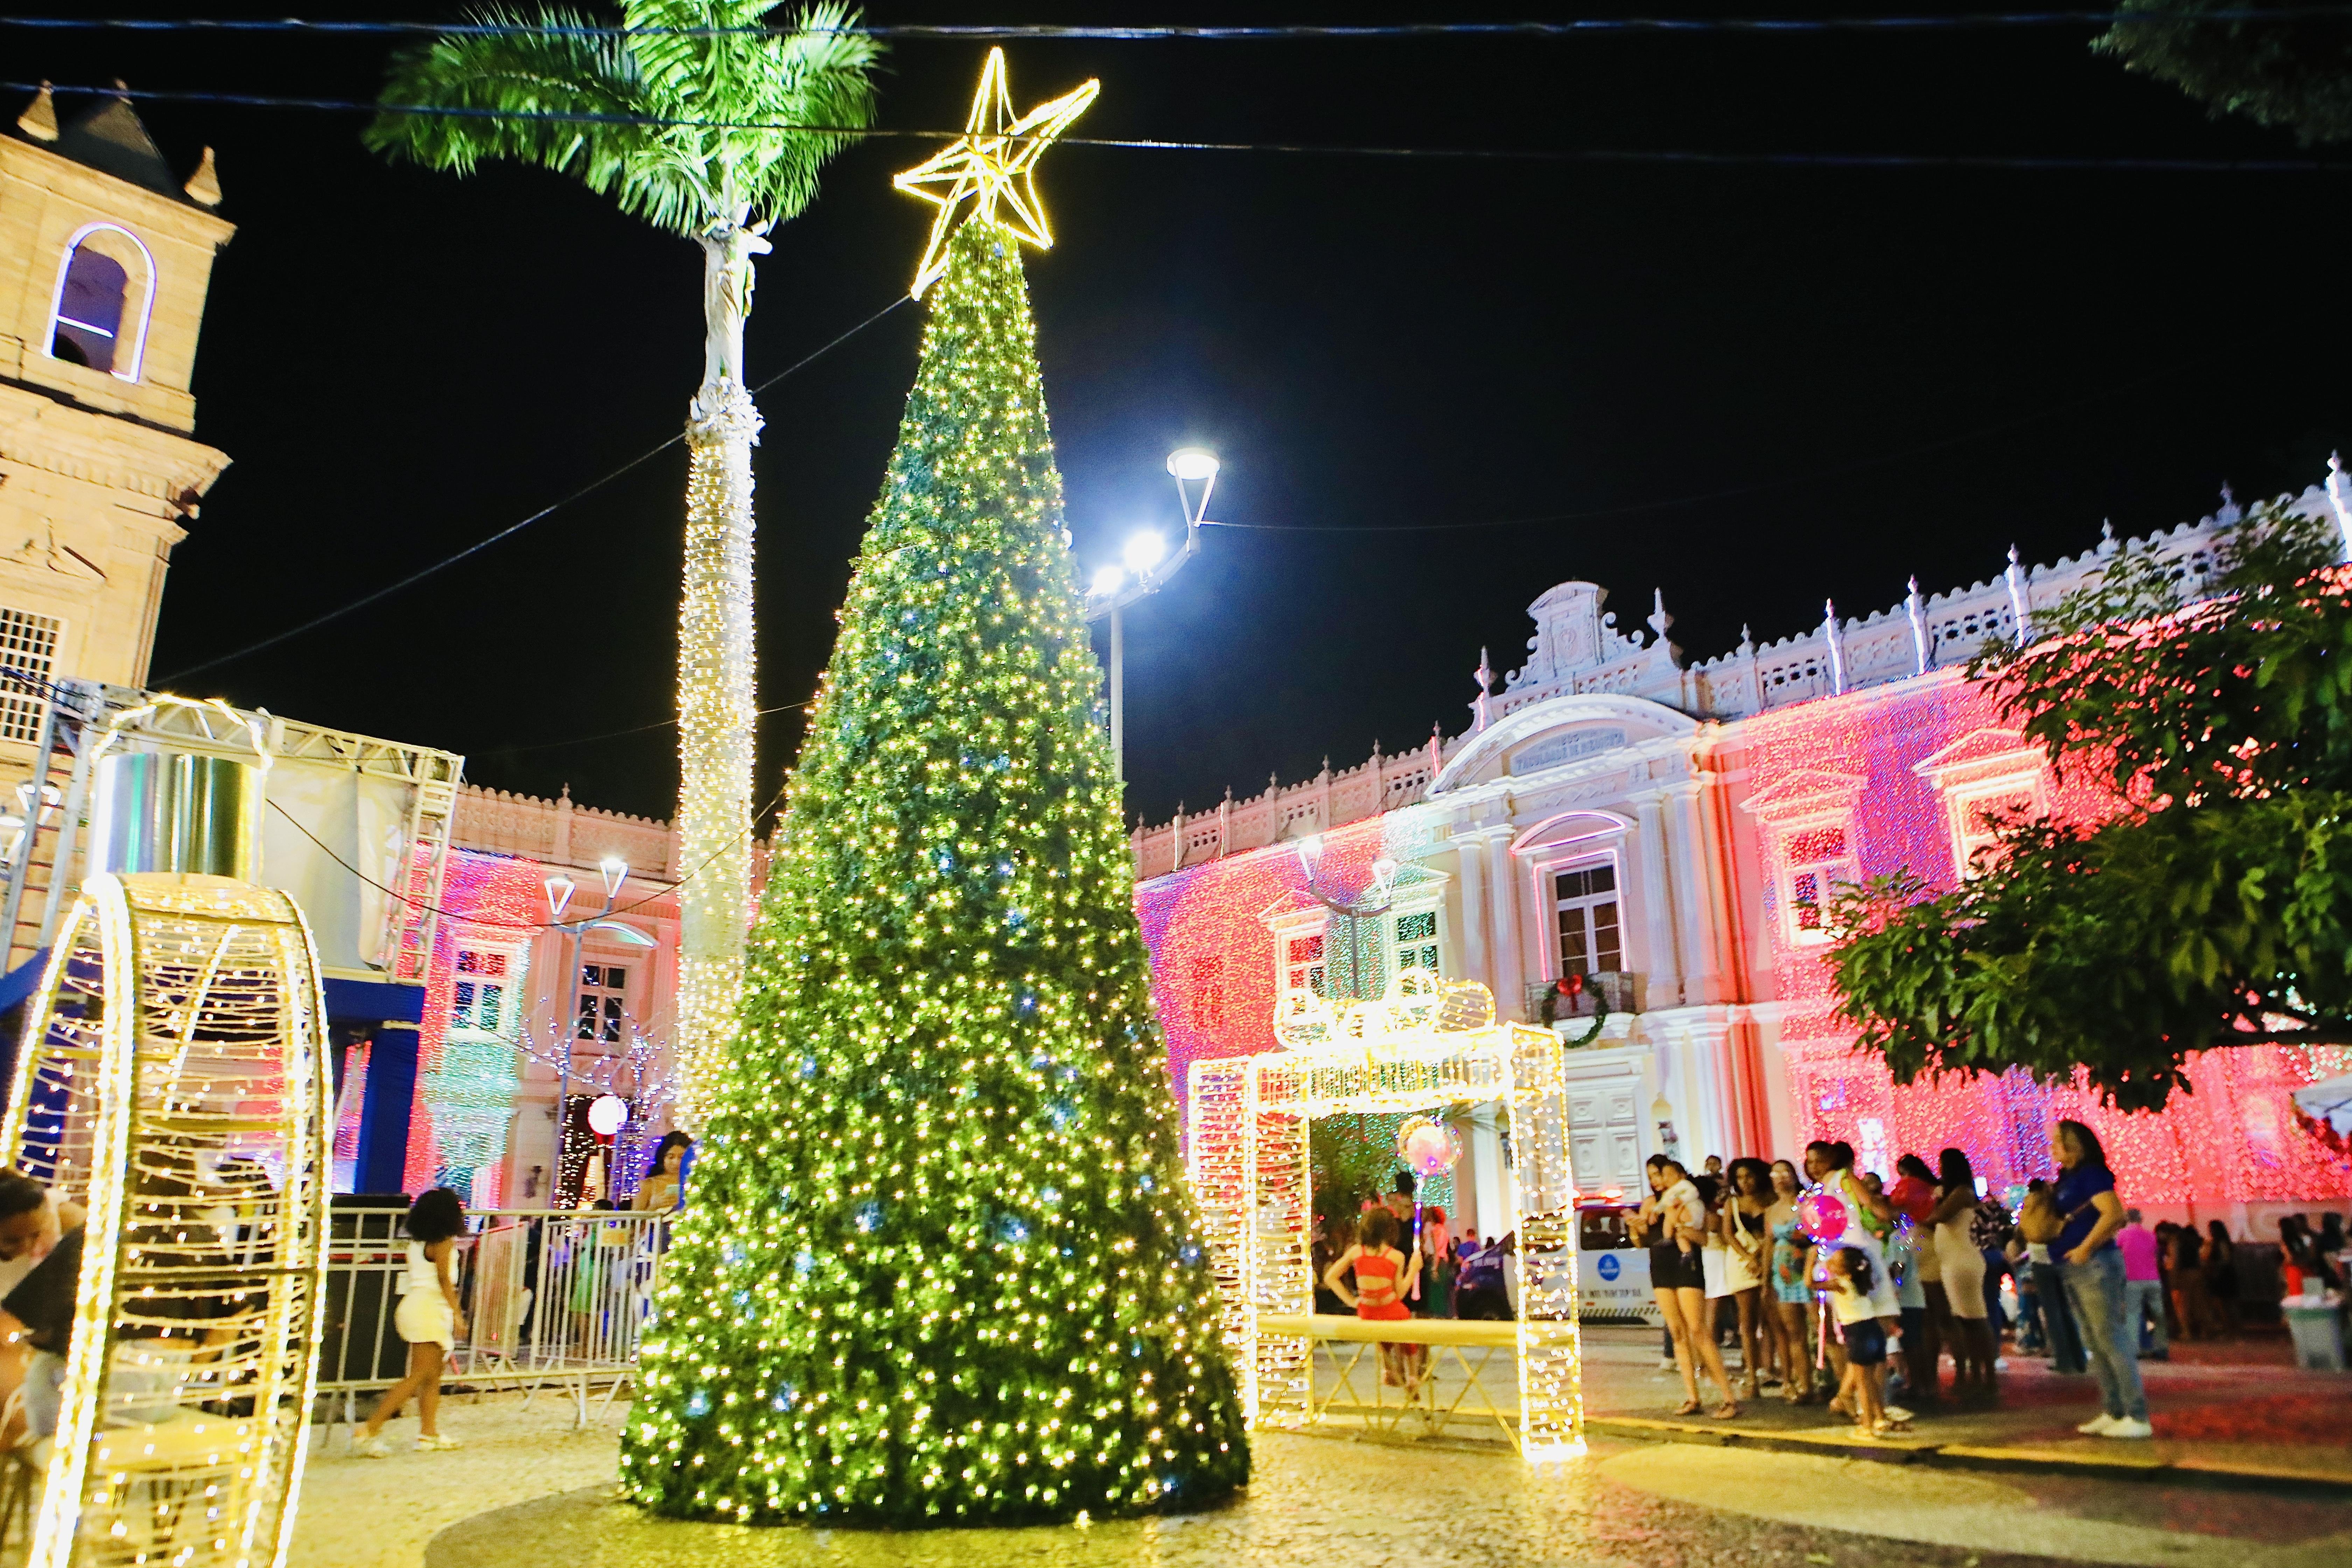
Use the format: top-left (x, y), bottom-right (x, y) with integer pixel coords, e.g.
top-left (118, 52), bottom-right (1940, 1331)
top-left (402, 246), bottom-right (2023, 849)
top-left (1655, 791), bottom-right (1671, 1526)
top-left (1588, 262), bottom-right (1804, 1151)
top-left (367, 1), bottom-right (881, 1125)
top-left (677, 377), bottom-right (761, 1118)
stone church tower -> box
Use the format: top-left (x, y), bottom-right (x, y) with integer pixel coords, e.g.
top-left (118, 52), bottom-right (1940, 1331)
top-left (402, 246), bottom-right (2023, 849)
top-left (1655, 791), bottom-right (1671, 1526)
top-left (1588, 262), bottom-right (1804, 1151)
top-left (0, 85), bottom-right (234, 756)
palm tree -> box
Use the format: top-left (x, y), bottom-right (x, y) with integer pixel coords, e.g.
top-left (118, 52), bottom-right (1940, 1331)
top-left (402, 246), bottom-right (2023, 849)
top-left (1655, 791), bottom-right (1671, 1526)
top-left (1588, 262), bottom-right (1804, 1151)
top-left (367, 2), bottom-right (880, 1129)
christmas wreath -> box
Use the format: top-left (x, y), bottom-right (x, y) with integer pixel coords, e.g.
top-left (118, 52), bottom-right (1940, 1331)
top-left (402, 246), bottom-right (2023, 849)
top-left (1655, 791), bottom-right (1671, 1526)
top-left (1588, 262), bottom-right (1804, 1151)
top-left (1538, 973), bottom-right (1608, 1046)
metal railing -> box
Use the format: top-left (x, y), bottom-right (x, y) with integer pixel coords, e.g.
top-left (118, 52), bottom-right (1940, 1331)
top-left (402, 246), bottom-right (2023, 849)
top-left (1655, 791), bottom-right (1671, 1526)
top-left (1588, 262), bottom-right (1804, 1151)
top-left (1523, 972), bottom-right (1639, 1025)
top-left (315, 1206), bottom-right (670, 1435)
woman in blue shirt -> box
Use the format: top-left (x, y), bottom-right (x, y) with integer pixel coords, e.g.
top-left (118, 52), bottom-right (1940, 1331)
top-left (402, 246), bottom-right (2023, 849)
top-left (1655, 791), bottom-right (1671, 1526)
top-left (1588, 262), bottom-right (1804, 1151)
top-left (2050, 1119), bottom-right (2150, 1439)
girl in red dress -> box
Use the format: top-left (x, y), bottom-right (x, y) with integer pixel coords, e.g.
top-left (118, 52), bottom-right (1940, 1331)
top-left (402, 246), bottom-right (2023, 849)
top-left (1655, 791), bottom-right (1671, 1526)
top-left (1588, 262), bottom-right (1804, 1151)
top-left (1324, 1205), bottom-right (1424, 1393)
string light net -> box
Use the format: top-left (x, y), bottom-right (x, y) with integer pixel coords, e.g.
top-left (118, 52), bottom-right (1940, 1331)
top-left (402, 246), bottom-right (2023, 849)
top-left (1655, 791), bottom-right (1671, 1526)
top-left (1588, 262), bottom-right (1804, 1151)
top-left (401, 847), bottom-right (547, 1203)
top-left (620, 219), bottom-right (1248, 1526)
top-left (1749, 675), bottom-right (2352, 1202)
top-left (1135, 817), bottom-right (1395, 1135)
top-left (2, 873), bottom-right (331, 1568)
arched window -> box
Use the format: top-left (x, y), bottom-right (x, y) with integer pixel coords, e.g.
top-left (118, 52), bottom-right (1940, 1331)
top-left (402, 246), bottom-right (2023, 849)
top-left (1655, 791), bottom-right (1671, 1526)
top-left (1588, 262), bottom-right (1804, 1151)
top-left (46, 224), bottom-right (155, 381)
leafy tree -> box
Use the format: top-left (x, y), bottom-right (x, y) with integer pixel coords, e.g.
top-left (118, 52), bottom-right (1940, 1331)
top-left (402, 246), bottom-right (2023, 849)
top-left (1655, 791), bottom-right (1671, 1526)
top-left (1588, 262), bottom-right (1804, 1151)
top-left (618, 220), bottom-right (1249, 1525)
top-left (1828, 500), bottom-right (2352, 1112)
top-left (366, 3), bottom-right (882, 1122)
top-left (2095, 0), bottom-right (2352, 144)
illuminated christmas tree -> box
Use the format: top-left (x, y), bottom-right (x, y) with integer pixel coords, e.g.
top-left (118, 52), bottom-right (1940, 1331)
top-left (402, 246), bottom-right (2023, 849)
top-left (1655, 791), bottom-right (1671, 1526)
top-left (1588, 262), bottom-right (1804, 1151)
top-left (620, 57), bottom-right (1249, 1527)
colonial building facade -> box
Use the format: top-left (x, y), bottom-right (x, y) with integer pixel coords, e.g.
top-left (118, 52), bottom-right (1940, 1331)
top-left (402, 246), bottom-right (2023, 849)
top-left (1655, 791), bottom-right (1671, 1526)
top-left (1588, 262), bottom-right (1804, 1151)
top-left (1135, 477), bottom-right (2352, 1242)
top-left (0, 89), bottom-right (232, 731)
top-left (369, 785), bottom-right (701, 1210)
top-left (0, 87), bottom-right (711, 1216)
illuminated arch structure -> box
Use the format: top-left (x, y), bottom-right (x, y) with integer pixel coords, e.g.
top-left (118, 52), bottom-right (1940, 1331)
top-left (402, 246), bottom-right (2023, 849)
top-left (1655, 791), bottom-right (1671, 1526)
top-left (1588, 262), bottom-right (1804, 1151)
top-left (1185, 973), bottom-right (1584, 1461)
top-left (2, 872), bottom-right (331, 1568)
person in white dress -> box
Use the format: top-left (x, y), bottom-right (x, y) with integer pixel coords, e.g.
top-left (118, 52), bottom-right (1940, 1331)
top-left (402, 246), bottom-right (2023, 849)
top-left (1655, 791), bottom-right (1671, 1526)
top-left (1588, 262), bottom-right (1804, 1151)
top-left (355, 1189), bottom-right (469, 1456)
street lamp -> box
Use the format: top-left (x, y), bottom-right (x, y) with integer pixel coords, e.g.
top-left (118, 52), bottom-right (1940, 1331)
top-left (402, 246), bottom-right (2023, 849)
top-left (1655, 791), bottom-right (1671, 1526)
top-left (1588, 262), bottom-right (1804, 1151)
top-left (542, 855), bottom-right (655, 1205)
top-left (1085, 447), bottom-right (1220, 782)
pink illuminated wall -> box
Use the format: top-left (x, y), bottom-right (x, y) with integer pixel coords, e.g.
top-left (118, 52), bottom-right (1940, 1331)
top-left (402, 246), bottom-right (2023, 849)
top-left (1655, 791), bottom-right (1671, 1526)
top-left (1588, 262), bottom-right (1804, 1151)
top-left (1135, 817), bottom-right (1408, 1128)
top-left (401, 847), bottom-right (550, 1200)
top-left (1743, 674), bottom-right (2352, 1209)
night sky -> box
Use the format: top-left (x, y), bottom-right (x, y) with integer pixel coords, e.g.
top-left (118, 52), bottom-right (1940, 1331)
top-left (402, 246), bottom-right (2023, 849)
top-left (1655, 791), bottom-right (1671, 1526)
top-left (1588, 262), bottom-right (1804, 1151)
top-left (22, 5), bottom-right (2352, 829)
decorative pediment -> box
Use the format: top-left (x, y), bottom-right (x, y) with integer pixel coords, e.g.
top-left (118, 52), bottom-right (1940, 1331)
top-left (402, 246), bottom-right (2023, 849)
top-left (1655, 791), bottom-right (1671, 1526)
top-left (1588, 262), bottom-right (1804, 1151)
top-left (1737, 768), bottom-right (1868, 824)
top-left (1255, 889), bottom-right (1325, 929)
top-left (1511, 809), bottom-right (1633, 855)
top-left (1429, 692), bottom-right (1696, 797)
top-left (1913, 727), bottom-right (2043, 788)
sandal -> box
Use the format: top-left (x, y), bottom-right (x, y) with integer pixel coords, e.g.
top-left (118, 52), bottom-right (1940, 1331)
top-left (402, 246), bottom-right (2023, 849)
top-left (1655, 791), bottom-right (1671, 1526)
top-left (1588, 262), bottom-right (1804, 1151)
top-left (1671, 1399), bottom-right (1703, 1416)
top-left (1711, 1401), bottom-right (1741, 1420)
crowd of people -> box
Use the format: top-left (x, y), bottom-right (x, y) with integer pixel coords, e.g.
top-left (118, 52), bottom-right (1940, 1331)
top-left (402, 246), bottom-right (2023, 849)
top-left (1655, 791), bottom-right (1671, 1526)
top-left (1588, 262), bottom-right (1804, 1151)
top-left (1623, 1124), bottom-right (2143, 1436)
top-left (1624, 1124), bottom-right (2352, 1440)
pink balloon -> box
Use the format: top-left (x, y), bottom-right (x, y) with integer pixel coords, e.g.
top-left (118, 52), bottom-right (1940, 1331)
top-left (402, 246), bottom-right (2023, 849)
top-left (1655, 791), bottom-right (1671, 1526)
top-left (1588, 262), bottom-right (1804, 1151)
top-left (1796, 1187), bottom-right (1848, 1246)
top-left (1396, 1118), bottom-right (1460, 1178)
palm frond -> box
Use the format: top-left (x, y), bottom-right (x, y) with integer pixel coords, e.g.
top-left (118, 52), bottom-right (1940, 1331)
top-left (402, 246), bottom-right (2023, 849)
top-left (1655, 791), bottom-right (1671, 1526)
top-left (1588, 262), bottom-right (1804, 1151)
top-left (621, 0), bottom-right (881, 230)
top-left (368, 1), bottom-right (880, 240)
top-left (365, 5), bottom-right (706, 236)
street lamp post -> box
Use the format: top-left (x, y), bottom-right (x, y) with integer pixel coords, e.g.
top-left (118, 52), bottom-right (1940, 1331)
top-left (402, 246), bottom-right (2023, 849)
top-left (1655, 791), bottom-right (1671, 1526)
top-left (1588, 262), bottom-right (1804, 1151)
top-left (1086, 447), bottom-right (1220, 782)
top-left (542, 854), bottom-right (653, 1203)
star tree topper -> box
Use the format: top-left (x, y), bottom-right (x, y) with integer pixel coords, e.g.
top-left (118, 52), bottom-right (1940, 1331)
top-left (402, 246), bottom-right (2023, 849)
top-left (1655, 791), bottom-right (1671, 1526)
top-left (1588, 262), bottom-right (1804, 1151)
top-left (894, 48), bottom-right (1100, 299)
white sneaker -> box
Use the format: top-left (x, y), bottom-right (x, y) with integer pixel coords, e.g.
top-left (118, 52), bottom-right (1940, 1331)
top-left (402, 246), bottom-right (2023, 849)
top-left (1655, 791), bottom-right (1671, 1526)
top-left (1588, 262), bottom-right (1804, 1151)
top-left (2101, 1417), bottom-right (2154, 1440)
top-left (2076, 1414), bottom-right (2116, 1435)
top-left (353, 1433), bottom-right (394, 1458)
top-left (1994, 1356), bottom-right (2010, 1370)
top-left (415, 1433), bottom-right (463, 1451)
top-left (1882, 1405), bottom-right (1914, 1424)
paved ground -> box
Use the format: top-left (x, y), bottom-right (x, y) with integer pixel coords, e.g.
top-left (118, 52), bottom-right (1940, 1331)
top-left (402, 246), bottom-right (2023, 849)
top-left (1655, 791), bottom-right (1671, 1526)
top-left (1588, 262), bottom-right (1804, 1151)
top-left (1579, 1324), bottom-right (2352, 1486)
top-left (286, 1376), bottom-right (2352, 1568)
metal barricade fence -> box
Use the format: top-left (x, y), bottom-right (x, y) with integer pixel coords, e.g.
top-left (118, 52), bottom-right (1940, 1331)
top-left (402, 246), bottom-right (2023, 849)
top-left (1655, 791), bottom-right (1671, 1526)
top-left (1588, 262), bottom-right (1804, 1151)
top-left (315, 1206), bottom-right (671, 1436)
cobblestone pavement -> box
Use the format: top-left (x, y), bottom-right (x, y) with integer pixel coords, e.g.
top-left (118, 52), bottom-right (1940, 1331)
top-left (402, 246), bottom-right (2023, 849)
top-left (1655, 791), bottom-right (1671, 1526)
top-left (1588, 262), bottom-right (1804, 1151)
top-left (289, 1357), bottom-right (2352, 1568)
top-left (414, 1434), bottom-right (2067, 1568)
top-left (1580, 1324), bottom-right (2352, 1484)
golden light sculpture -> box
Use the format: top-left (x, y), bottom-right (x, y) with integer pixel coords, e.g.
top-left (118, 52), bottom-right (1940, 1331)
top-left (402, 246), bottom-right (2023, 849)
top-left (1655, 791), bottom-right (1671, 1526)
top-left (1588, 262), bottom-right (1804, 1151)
top-left (1186, 973), bottom-right (1584, 1461)
top-left (2, 861), bottom-right (331, 1567)
top-left (892, 46), bottom-right (1099, 298)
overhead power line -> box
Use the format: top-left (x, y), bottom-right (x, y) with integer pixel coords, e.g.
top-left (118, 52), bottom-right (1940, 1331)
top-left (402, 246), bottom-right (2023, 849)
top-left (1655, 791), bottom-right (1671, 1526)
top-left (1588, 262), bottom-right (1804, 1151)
top-left (159, 293), bottom-right (913, 684)
top-left (10, 80), bottom-right (2350, 175)
top-left (267, 779), bottom-right (791, 929)
top-left (7, 9), bottom-right (2352, 40)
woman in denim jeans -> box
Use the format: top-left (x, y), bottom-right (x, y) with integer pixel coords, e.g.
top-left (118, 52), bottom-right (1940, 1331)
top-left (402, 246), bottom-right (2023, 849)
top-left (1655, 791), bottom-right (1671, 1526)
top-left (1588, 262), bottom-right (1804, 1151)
top-left (2050, 1119), bottom-right (2150, 1439)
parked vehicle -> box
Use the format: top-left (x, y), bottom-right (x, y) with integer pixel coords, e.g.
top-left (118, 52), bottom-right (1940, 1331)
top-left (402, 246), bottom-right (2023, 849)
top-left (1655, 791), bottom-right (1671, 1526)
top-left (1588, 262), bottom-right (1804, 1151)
top-left (1455, 1238), bottom-right (1514, 1320)
top-left (1577, 1195), bottom-right (1664, 1326)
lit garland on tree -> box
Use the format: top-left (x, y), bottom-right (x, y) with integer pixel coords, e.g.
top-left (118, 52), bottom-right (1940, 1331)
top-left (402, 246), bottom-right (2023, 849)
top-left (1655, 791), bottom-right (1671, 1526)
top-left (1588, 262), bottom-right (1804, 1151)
top-left (674, 384), bottom-right (761, 1133)
top-left (620, 67), bottom-right (1248, 1522)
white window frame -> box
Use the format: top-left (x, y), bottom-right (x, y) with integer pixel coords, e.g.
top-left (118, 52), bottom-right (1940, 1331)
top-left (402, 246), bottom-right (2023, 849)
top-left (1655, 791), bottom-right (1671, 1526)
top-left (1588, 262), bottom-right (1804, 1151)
top-left (1913, 729), bottom-right (2052, 883)
top-left (450, 943), bottom-right (527, 1041)
top-left (1386, 898), bottom-right (1445, 984)
top-left (575, 957), bottom-right (633, 1046)
top-left (46, 222), bottom-right (156, 383)
top-left (1270, 912), bottom-right (1331, 1010)
top-left (1777, 817), bottom-right (1859, 947)
top-left (1547, 853), bottom-right (1625, 979)
top-left (1946, 773), bottom-right (2049, 880)
top-left (0, 606), bottom-right (62, 746)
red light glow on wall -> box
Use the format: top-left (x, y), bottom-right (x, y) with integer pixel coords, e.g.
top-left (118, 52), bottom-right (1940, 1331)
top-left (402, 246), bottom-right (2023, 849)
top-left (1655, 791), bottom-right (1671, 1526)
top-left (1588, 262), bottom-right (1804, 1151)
top-left (402, 847), bottom-right (550, 1201)
top-left (1744, 673), bottom-right (2352, 1207)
